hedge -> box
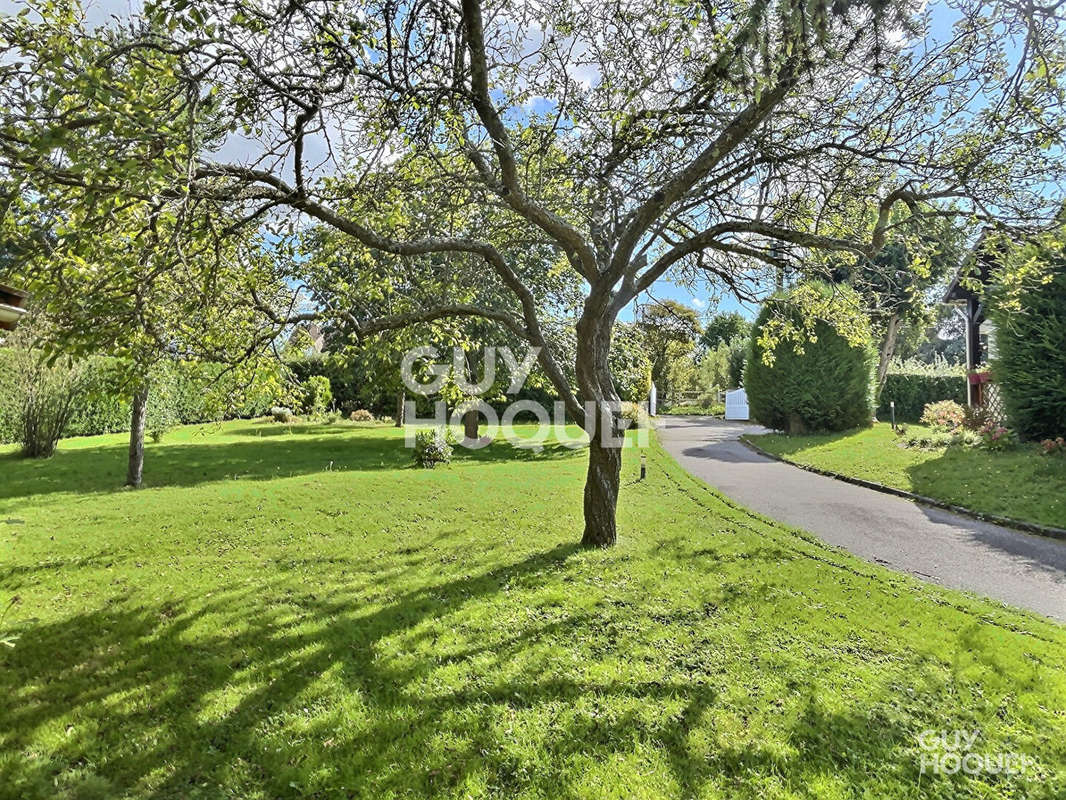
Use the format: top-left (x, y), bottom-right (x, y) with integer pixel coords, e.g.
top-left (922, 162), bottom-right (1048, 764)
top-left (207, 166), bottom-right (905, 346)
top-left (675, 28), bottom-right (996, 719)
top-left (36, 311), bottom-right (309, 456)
top-left (0, 352), bottom-right (274, 444)
top-left (877, 372), bottom-right (966, 422)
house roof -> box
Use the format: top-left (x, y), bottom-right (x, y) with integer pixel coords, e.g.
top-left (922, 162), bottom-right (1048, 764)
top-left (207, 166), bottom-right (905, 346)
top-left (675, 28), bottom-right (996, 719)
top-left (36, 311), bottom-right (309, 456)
top-left (943, 228), bottom-right (998, 304)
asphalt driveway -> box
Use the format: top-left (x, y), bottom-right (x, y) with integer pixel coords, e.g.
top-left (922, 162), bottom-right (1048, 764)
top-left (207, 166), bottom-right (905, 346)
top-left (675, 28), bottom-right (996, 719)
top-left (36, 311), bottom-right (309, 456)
top-left (657, 415), bottom-right (1066, 622)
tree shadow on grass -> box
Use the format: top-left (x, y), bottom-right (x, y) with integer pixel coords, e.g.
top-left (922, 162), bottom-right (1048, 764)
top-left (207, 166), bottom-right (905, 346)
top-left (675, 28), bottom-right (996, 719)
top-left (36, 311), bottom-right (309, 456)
top-left (0, 534), bottom-right (960, 800)
top-left (0, 427), bottom-right (584, 507)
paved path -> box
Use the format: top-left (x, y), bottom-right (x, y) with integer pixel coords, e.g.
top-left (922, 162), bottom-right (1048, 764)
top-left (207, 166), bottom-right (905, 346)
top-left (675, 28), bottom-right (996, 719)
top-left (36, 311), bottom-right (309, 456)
top-left (657, 416), bottom-right (1066, 622)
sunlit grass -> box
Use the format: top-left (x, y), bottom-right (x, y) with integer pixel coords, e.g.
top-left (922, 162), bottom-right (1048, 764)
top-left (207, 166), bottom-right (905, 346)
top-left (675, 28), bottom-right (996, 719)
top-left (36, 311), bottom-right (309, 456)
top-left (747, 423), bottom-right (1066, 529)
top-left (1, 420), bottom-right (1064, 799)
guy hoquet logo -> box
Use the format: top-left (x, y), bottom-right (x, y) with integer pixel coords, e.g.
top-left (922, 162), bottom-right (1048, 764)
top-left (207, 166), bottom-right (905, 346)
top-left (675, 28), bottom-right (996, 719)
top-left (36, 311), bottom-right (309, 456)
top-left (917, 730), bottom-right (1035, 779)
top-left (399, 345), bottom-right (649, 449)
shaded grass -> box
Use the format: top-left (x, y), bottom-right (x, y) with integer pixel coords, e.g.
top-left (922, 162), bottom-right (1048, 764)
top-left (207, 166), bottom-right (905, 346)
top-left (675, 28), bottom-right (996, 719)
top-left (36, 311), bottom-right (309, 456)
top-left (746, 423), bottom-right (1066, 529)
top-left (1, 420), bottom-right (1064, 799)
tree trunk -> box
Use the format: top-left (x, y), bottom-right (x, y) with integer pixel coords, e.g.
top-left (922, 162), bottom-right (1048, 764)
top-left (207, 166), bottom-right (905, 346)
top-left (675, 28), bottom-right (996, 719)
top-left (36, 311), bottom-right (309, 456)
top-left (463, 408), bottom-right (480, 440)
top-left (126, 384), bottom-right (149, 488)
top-left (395, 390), bottom-right (405, 427)
top-left (876, 313), bottom-right (901, 393)
top-left (576, 312), bottom-right (622, 547)
top-left (582, 435), bottom-right (621, 547)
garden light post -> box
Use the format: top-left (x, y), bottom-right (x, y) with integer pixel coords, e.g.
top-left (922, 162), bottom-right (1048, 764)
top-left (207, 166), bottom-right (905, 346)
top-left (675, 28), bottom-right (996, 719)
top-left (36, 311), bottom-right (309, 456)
top-left (890, 401), bottom-right (896, 431)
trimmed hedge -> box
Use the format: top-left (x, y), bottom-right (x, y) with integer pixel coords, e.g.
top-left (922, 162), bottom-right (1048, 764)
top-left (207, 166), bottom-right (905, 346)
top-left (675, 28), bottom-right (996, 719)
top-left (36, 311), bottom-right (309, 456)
top-left (745, 282), bottom-right (876, 434)
top-left (877, 372), bottom-right (966, 422)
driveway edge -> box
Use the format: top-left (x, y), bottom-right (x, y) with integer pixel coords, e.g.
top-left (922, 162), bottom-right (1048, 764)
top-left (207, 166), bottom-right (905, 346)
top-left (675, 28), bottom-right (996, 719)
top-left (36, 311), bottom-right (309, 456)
top-left (739, 437), bottom-right (1066, 542)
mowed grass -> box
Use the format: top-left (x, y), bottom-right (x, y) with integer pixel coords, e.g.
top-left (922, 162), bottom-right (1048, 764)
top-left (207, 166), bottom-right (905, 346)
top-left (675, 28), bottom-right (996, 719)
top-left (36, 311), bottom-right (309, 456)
top-left (1, 420), bottom-right (1065, 800)
top-left (746, 423), bottom-right (1066, 529)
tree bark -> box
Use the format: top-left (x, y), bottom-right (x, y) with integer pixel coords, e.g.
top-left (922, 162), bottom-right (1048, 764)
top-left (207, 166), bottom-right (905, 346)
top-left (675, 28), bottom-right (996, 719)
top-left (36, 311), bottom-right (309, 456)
top-left (582, 435), bottom-right (621, 547)
top-left (463, 408), bottom-right (480, 440)
top-left (126, 384), bottom-right (149, 488)
top-left (395, 390), bottom-right (405, 427)
top-left (876, 313), bottom-right (902, 395)
top-left (576, 311), bottom-right (622, 547)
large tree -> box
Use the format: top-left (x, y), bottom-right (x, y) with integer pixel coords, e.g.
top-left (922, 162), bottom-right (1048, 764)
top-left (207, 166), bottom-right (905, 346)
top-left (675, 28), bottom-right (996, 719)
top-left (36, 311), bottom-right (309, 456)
top-left (636, 300), bottom-right (703, 403)
top-left (2, 0), bottom-right (1063, 545)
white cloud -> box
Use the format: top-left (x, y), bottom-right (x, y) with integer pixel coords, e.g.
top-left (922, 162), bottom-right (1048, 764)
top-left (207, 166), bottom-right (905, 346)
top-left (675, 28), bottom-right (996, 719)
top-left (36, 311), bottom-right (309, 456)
top-left (691, 297), bottom-right (707, 310)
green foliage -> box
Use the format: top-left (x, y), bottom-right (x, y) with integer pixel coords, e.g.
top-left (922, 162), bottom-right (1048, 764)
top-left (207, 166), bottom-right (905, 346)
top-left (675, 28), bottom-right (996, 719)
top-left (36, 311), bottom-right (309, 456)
top-left (745, 283), bottom-right (876, 433)
top-left (700, 311), bottom-right (751, 351)
top-left (1, 346), bottom-right (86, 458)
top-left (876, 358), bottom-right (966, 422)
top-left (412, 427), bottom-right (453, 468)
top-left (303, 375), bottom-right (333, 417)
top-left (726, 335), bottom-right (747, 388)
top-left (608, 325), bottom-right (653, 402)
top-left (0, 349), bottom-right (276, 444)
top-left (637, 301), bottom-right (701, 401)
top-left (990, 230), bottom-right (1066, 441)
top-left (920, 400), bottom-right (965, 432)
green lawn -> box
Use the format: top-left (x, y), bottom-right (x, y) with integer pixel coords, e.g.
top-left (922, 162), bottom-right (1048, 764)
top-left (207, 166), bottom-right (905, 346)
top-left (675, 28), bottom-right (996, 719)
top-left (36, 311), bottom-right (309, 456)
top-left (1, 420), bottom-right (1065, 799)
top-left (746, 423), bottom-right (1066, 530)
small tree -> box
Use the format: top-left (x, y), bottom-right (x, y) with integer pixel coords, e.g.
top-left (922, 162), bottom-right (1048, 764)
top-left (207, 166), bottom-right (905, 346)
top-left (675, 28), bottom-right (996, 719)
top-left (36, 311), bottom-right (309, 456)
top-left (745, 283), bottom-right (876, 434)
top-left (637, 301), bottom-right (702, 403)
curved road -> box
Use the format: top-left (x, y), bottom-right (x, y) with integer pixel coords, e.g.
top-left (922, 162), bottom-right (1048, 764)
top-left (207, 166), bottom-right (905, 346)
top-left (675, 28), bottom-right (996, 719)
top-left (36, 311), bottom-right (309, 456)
top-left (658, 415), bottom-right (1066, 622)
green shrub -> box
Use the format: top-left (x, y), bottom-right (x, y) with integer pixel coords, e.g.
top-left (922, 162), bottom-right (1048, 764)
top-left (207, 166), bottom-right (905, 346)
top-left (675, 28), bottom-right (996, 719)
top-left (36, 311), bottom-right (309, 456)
top-left (413, 428), bottom-right (453, 468)
top-left (990, 239), bottom-right (1066, 441)
top-left (1, 347), bottom-right (87, 458)
top-left (303, 375), bottom-right (333, 417)
top-left (920, 400), bottom-right (965, 432)
top-left (618, 401), bottom-right (651, 429)
top-left (744, 282), bottom-right (876, 434)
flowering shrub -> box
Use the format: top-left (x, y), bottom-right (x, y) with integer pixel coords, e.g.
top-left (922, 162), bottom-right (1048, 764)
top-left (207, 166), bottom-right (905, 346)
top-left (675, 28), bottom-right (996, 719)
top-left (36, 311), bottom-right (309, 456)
top-left (978, 423), bottom-right (1018, 451)
top-left (920, 400), bottom-right (965, 432)
top-left (413, 428), bottom-right (454, 468)
top-left (349, 409), bottom-right (375, 422)
top-left (1039, 437), bottom-right (1066, 456)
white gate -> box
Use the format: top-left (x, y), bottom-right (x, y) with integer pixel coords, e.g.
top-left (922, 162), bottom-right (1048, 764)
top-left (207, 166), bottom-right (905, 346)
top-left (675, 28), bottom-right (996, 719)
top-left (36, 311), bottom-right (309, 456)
top-left (724, 388), bottom-right (749, 421)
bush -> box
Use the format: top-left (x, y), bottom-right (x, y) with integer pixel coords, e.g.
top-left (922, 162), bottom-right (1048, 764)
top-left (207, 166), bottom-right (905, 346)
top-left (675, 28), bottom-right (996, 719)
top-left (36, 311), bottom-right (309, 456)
top-left (413, 428), bottom-right (453, 468)
top-left (745, 282), bottom-right (876, 434)
top-left (618, 401), bottom-right (651, 429)
top-left (3, 349), bottom-right (86, 458)
top-left (349, 409), bottom-right (375, 422)
top-left (303, 375), bottom-right (333, 417)
top-left (990, 238), bottom-right (1066, 441)
top-left (920, 400), bottom-right (965, 432)
top-left (977, 422), bottom-right (1018, 451)
top-left (271, 406), bottom-right (294, 423)
top-left (1039, 437), bottom-right (1066, 456)
top-left (1040, 439), bottom-right (1066, 456)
